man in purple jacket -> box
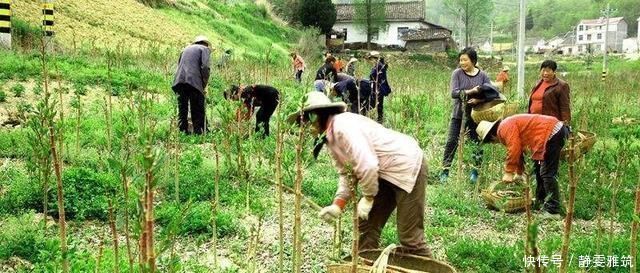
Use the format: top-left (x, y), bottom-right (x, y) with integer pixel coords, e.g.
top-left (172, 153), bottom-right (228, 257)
top-left (172, 35), bottom-right (211, 135)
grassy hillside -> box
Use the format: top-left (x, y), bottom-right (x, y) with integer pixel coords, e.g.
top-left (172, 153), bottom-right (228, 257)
top-left (12, 0), bottom-right (298, 56)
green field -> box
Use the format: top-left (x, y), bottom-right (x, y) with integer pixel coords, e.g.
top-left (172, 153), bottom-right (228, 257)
top-left (1, 1), bottom-right (640, 272)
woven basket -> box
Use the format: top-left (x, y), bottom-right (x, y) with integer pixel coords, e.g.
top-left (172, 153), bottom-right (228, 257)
top-left (471, 102), bottom-right (519, 123)
top-left (327, 264), bottom-right (410, 273)
top-left (481, 180), bottom-right (532, 213)
top-left (560, 130), bottom-right (597, 160)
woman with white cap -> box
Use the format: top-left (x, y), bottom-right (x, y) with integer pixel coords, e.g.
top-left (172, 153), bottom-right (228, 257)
top-left (289, 92), bottom-right (432, 257)
top-left (172, 35), bottom-right (211, 135)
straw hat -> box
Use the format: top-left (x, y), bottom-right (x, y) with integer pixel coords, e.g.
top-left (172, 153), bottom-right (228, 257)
top-left (193, 35), bottom-right (210, 45)
top-left (476, 119), bottom-right (501, 142)
top-left (288, 92), bottom-right (347, 123)
top-left (502, 66), bottom-right (510, 71)
top-left (349, 57), bottom-right (358, 63)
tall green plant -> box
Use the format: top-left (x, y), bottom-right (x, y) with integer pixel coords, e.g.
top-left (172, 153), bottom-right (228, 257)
top-left (353, 0), bottom-right (387, 49)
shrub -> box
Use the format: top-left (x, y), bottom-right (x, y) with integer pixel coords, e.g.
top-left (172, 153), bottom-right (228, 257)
top-left (11, 83), bottom-right (26, 97)
top-left (0, 90), bottom-right (6, 102)
top-left (48, 167), bottom-right (119, 221)
top-left (156, 201), bottom-right (240, 237)
top-left (0, 164), bottom-right (42, 215)
top-left (0, 212), bottom-right (60, 263)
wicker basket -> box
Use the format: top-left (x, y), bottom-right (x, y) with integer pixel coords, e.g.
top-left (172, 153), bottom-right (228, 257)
top-left (327, 264), bottom-right (410, 273)
top-left (560, 130), bottom-right (597, 160)
top-left (471, 102), bottom-right (519, 123)
top-left (481, 180), bottom-right (532, 213)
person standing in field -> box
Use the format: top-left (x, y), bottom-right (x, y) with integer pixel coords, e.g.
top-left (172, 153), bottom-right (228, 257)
top-left (172, 35), bottom-right (211, 135)
top-left (440, 47), bottom-right (491, 184)
top-left (346, 56), bottom-right (358, 76)
top-left (495, 66), bottom-right (510, 92)
top-left (476, 114), bottom-right (569, 219)
top-left (366, 51), bottom-right (391, 123)
top-left (217, 49), bottom-right (232, 69)
top-left (226, 84), bottom-right (279, 138)
top-left (291, 52), bottom-right (306, 83)
top-left (528, 60), bottom-right (571, 125)
top-left (289, 91), bottom-right (432, 257)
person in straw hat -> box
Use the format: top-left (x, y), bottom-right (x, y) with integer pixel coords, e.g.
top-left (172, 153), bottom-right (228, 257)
top-left (172, 35), bottom-right (212, 135)
top-left (365, 51), bottom-right (391, 123)
top-left (476, 114), bottom-right (569, 220)
top-left (289, 92), bottom-right (432, 257)
top-left (346, 56), bottom-right (358, 76)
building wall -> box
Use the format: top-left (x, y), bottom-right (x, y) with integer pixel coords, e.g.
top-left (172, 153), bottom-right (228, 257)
top-left (623, 38), bottom-right (639, 53)
top-left (576, 21), bottom-right (627, 53)
top-left (333, 21), bottom-right (427, 46)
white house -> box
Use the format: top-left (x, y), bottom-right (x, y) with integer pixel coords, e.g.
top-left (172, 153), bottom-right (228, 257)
top-left (524, 37), bottom-right (547, 53)
top-left (331, 0), bottom-right (450, 48)
top-left (575, 17), bottom-right (627, 54)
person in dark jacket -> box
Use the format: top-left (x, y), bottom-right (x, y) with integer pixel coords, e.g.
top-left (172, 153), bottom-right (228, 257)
top-left (314, 56), bottom-right (338, 92)
top-left (172, 35), bottom-right (211, 135)
top-left (440, 47), bottom-right (491, 184)
top-left (227, 84), bottom-right (280, 137)
top-left (366, 51), bottom-right (391, 123)
top-left (528, 60), bottom-right (571, 125)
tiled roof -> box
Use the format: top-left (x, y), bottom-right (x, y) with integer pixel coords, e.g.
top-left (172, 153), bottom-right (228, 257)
top-left (579, 17), bottom-right (625, 25)
top-left (335, 1), bottom-right (424, 22)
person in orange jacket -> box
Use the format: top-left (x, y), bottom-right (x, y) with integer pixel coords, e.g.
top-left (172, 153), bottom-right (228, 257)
top-left (476, 114), bottom-right (569, 219)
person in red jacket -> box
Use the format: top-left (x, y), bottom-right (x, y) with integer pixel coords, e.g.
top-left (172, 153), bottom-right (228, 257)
top-left (476, 114), bottom-right (569, 219)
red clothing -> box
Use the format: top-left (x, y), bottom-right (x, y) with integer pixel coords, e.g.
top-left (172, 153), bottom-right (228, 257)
top-left (529, 81), bottom-right (550, 114)
top-left (496, 71), bottom-right (509, 83)
top-left (334, 60), bottom-right (345, 72)
top-left (497, 114), bottom-right (561, 174)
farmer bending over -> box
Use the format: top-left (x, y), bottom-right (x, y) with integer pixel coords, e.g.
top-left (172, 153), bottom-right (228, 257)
top-left (476, 114), bottom-right (569, 220)
top-left (226, 84), bottom-right (279, 137)
top-left (290, 92), bottom-right (432, 257)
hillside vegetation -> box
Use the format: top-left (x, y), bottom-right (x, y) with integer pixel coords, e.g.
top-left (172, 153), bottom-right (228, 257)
top-left (12, 0), bottom-right (298, 57)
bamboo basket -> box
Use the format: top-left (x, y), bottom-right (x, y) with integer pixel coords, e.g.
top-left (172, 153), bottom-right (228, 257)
top-left (560, 130), bottom-right (597, 160)
top-left (481, 180), bottom-right (532, 213)
top-left (333, 247), bottom-right (457, 273)
top-left (471, 102), bottom-right (519, 123)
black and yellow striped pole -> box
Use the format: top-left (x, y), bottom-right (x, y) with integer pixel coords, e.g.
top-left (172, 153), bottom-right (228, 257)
top-left (42, 0), bottom-right (54, 51)
top-left (0, 0), bottom-right (10, 49)
top-left (601, 70), bottom-right (607, 81)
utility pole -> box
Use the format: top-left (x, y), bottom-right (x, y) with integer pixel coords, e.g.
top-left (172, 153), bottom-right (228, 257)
top-left (516, 0), bottom-right (526, 98)
top-left (601, 2), bottom-right (616, 81)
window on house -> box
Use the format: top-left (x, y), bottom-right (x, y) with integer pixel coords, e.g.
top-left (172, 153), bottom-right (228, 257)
top-left (397, 27), bottom-right (409, 40)
top-left (343, 28), bottom-right (348, 40)
top-left (578, 35), bottom-right (583, 41)
top-left (597, 33), bottom-right (602, 40)
top-left (579, 25), bottom-right (583, 31)
top-left (587, 34), bottom-right (592, 40)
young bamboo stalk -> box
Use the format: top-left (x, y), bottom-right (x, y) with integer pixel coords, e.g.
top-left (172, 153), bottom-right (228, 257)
top-left (144, 145), bottom-right (157, 273)
top-left (292, 117), bottom-right (305, 273)
top-left (630, 159), bottom-right (640, 273)
top-left (172, 117), bottom-right (180, 203)
top-left (274, 95), bottom-right (285, 273)
top-left (95, 229), bottom-right (106, 273)
top-left (523, 167), bottom-right (541, 273)
top-left (560, 135), bottom-right (577, 273)
top-left (119, 130), bottom-right (134, 273)
top-left (607, 155), bottom-right (624, 257)
top-left (55, 77), bottom-right (64, 160)
top-left (211, 140), bottom-right (220, 269)
top-left (456, 98), bottom-right (467, 185)
top-left (106, 53), bottom-right (114, 155)
top-left (75, 93), bottom-right (81, 156)
top-left (348, 165), bottom-right (359, 273)
top-left (108, 199), bottom-right (120, 273)
top-left (41, 35), bottom-right (69, 273)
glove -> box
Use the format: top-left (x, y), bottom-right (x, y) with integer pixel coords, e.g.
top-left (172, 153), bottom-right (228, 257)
top-left (357, 197), bottom-right (374, 220)
top-left (319, 204), bottom-right (342, 223)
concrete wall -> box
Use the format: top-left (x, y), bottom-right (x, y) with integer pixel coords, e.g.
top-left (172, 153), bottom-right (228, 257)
top-left (333, 21), bottom-right (427, 46)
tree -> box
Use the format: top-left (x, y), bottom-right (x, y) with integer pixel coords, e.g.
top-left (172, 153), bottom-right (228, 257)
top-left (444, 0), bottom-right (494, 48)
top-left (299, 0), bottom-right (336, 35)
top-left (526, 8), bottom-right (534, 31)
top-left (353, 0), bottom-right (388, 50)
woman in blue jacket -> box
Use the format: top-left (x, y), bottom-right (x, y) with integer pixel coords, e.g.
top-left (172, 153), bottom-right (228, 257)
top-left (366, 51), bottom-right (391, 123)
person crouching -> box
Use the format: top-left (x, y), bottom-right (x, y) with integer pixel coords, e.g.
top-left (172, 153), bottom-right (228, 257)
top-left (226, 84), bottom-right (279, 137)
top-left (289, 91), bottom-right (432, 256)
